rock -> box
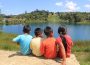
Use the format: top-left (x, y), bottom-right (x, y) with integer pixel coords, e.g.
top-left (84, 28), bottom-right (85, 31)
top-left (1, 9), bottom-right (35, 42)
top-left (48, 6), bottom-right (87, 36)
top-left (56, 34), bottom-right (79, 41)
top-left (0, 50), bottom-right (80, 65)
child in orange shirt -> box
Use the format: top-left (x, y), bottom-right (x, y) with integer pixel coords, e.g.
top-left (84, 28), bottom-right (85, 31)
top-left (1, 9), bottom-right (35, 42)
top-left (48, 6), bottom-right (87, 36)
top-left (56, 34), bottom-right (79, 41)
top-left (40, 26), bottom-right (66, 65)
top-left (40, 26), bottom-right (56, 59)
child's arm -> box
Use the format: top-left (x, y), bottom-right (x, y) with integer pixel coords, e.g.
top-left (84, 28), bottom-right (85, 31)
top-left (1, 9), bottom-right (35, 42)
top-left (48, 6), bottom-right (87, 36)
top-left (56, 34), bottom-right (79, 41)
top-left (59, 42), bottom-right (66, 65)
top-left (12, 35), bottom-right (20, 43)
top-left (56, 39), bottom-right (66, 65)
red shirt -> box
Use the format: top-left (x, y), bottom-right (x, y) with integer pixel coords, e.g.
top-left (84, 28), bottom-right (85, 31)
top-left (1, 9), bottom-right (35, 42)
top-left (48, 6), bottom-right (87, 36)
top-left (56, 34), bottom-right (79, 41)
top-left (40, 37), bottom-right (57, 59)
top-left (56, 35), bottom-right (73, 58)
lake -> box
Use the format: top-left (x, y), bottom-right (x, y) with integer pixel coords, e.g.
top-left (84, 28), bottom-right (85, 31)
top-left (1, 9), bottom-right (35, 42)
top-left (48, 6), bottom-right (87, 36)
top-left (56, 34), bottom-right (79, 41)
top-left (0, 23), bottom-right (90, 41)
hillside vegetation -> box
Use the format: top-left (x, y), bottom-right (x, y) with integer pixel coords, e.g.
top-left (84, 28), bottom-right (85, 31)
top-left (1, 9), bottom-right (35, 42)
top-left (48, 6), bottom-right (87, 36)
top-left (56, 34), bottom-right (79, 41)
top-left (0, 10), bottom-right (90, 24)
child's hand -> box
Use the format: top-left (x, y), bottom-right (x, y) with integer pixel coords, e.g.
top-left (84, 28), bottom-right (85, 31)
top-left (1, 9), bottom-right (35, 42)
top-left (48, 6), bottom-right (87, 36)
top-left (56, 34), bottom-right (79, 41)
top-left (56, 44), bottom-right (59, 52)
top-left (61, 61), bottom-right (66, 65)
top-left (17, 42), bottom-right (19, 45)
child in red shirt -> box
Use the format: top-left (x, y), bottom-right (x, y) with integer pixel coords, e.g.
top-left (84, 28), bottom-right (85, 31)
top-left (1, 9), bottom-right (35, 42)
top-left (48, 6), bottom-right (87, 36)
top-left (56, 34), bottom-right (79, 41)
top-left (56, 26), bottom-right (73, 58)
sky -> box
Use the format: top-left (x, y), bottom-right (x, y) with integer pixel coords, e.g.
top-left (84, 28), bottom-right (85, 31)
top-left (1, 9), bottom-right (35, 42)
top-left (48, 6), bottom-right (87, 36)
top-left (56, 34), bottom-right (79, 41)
top-left (0, 0), bottom-right (90, 15)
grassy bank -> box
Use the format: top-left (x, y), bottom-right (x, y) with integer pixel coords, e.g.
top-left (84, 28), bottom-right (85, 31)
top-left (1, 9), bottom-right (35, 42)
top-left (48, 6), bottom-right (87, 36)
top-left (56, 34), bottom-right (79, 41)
top-left (72, 41), bottom-right (90, 65)
top-left (0, 32), bottom-right (90, 65)
top-left (0, 32), bottom-right (19, 51)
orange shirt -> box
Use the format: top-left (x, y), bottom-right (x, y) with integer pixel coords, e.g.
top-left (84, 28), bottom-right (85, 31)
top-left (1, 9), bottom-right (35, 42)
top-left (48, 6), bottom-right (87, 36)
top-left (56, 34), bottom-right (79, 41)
top-left (56, 35), bottom-right (73, 58)
top-left (40, 37), bottom-right (57, 59)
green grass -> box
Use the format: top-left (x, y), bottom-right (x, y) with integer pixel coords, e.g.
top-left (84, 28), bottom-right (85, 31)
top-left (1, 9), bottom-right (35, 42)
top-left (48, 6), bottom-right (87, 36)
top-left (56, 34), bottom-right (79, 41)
top-left (0, 32), bottom-right (90, 65)
top-left (73, 52), bottom-right (90, 65)
top-left (0, 32), bottom-right (19, 51)
top-left (0, 43), bottom-right (19, 51)
top-left (72, 41), bottom-right (90, 65)
top-left (72, 41), bottom-right (90, 52)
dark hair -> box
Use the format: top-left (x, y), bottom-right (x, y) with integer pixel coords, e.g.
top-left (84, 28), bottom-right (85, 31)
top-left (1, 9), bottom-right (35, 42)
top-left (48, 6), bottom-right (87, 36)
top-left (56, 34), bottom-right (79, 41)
top-left (23, 25), bottom-right (31, 34)
top-left (60, 35), bottom-right (67, 52)
top-left (58, 26), bottom-right (66, 35)
top-left (44, 26), bottom-right (53, 37)
top-left (58, 26), bottom-right (67, 52)
top-left (34, 28), bottom-right (42, 37)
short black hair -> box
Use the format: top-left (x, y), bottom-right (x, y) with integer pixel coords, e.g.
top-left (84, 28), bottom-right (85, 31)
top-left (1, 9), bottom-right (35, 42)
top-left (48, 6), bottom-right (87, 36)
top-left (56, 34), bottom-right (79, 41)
top-left (58, 26), bottom-right (66, 35)
top-left (34, 28), bottom-right (42, 36)
top-left (44, 26), bottom-right (53, 37)
top-left (23, 25), bottom-right (31, 33)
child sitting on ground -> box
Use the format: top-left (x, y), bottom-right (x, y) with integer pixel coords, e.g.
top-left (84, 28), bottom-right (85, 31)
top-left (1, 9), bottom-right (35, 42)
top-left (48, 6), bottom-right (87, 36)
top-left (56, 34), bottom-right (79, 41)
top-left (12, 25), bottom-right (33, 55)
top-left (40, 26), bottom-right (66, 65)
top-left (56, 26), bottom-right (73, 58)
top-left (30, 28), bottom-right (43, 56)
top-left (40, 26), bottom-right (57, 59)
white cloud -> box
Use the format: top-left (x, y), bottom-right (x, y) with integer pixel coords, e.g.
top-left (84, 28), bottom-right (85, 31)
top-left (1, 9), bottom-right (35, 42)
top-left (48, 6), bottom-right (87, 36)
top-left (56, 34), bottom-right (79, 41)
top-left (65, 1), bottom-right (80, 12)
top-left (55, 2), bottom-right (63, 7)
top-left (55, 1), bottom-right (80, 12)
top-left (85, 4), bottom-right (90, 8)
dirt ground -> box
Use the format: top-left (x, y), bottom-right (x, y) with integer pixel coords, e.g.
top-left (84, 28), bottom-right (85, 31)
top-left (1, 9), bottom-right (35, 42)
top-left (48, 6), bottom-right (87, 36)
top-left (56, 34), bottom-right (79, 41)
top-left (0, 50), bottom-right (80, 65)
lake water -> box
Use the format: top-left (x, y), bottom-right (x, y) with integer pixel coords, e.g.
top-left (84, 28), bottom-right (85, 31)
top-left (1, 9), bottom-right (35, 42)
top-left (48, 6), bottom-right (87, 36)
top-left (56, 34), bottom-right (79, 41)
top-left (0, 23), bottom-right (90, 41)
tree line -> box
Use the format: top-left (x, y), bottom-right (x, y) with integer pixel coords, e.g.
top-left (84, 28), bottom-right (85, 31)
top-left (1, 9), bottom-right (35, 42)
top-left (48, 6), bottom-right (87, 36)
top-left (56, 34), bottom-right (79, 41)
top-left (0, 9), bottom-right (90, 24)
